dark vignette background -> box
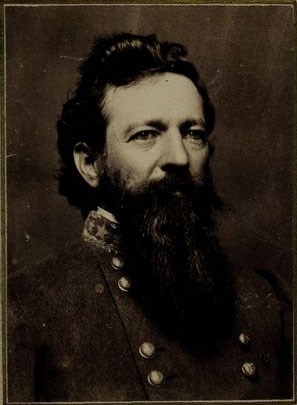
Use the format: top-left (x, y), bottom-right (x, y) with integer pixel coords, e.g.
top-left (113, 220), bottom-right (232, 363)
top-left (6, 5), bottom-right (294, 288)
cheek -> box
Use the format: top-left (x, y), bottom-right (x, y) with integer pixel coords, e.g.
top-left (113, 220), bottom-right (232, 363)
top-left (188, 145), bottom-right (210, 177)
top-left (106, 145), bottom-right (156, 184)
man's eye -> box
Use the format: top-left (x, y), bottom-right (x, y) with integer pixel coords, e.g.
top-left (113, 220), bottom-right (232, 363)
top-left (130, 130), bottom-right (158, 142)
top-left (184, 129), bottom-right (206, 143)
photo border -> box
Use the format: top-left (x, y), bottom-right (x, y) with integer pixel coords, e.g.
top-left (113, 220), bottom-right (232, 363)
top-left (1, 1), bottom-right (296, 404)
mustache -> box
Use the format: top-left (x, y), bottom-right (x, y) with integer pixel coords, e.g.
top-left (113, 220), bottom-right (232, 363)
top-left (115, 171), bottom-right (205, 209)
top-left (124, 169), bottom-right (203, 198)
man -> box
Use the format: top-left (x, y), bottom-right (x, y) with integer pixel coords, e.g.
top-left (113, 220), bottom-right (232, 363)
top-left (8, 33), bottom-right (292, 402)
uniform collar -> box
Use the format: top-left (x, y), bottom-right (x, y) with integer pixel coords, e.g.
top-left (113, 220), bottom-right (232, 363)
top-left (82, 206), bottom-right (121, 254)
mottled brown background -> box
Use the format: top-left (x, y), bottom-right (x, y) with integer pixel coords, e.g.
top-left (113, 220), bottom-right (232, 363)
top-left (6, 5), bottom-right (294, 287)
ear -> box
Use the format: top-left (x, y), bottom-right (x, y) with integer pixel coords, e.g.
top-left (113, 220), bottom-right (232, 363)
top-left (73, 142), bottom-right (100, 188)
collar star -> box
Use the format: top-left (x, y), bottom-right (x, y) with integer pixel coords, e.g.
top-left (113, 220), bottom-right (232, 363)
top-left (82, 206), bottom-right (121, 253)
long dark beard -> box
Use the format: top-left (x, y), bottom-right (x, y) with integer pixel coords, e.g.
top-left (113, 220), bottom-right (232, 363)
top-left (99, 169), bottom-right (235, 351)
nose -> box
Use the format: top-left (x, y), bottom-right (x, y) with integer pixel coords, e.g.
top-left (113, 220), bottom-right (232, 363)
top-left (159, 131), bottom-right (189, 172)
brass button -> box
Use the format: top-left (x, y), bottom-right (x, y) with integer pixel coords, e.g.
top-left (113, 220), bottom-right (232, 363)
top-left (239, 332), bottom-right (250, 347)
top-left (95, 283), bottom-right (104, 294)
top-left (242, 362), bottom-right (257, 378)
top-left (118, 276), bottom-right (131, 292)
top-left (147, 370), bottom-right (165, 387)
top-left (139, 342), bottom-right (156, 359)
top-left (111, 256), bottom-right (124, 270)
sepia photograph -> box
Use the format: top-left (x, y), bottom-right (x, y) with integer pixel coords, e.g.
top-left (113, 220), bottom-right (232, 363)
top-left (3, 2), bottom-right (295, 403)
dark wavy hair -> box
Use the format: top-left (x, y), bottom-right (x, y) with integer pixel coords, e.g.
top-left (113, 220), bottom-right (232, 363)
top-left (57, 33), bottom-right (215, 216)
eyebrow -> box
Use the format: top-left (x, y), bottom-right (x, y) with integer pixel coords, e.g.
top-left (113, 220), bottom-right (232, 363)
top-left (181, 119), bottom-right (206, 130)
top-left (124, 120), bottom-right (167, 135)
top-left (124, 118), bottom-right (206, 135)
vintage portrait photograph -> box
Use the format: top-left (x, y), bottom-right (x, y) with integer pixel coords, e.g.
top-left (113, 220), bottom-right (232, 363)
top-left (3, 2), bottom-right (295, 403)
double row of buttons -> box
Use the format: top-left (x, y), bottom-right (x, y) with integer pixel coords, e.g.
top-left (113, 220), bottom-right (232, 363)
top-left (111, 256), bottom-right (132, 292)
top-left (111, 256), bottom-right (262, 385)
top-left (111, 256), bottom-right (165, 387)
top-left (238, 332), bottom-right (265, 379)
top-left (139, 342), bottom-right (165, 387)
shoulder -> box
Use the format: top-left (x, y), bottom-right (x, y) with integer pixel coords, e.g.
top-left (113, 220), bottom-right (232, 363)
top-left (235, 267), bottom-right (292, 328)
top-left (235, 267), bottom-right (291, 303)
top-left (8, 239), bottom-right (111, 323)
top-left (234, 267), bottom-right (292, 337)
top-left (9, 239), bottom-right (109, 286)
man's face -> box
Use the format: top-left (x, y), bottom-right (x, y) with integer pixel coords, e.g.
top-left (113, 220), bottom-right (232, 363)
top-left (102, 72), bottom-right (209, 191)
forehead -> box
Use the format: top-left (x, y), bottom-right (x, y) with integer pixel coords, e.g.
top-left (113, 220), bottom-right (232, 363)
top-left (102, 73), bottom-right (204, 125)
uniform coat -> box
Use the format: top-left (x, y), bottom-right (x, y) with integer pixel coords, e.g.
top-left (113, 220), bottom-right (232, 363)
top-left (8, 239), bottom-right (292, 402)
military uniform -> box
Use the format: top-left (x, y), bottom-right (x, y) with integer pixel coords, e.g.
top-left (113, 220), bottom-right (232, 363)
top-left (8, 208), bottom-right (292, 402)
